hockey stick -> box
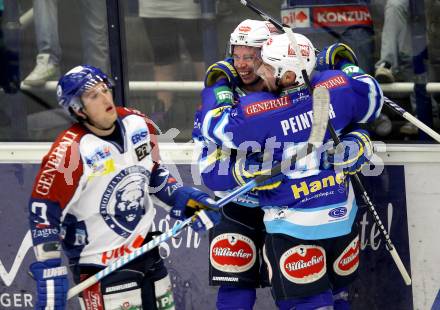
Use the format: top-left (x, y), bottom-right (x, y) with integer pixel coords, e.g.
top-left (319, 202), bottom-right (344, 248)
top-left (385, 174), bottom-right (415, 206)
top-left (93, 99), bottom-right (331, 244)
top-left (67, 87), bottom-right (330, 300)
top-left (384, 96), bottom-right (440, 142)
top-left (238, 0), bottom-right (412, 286)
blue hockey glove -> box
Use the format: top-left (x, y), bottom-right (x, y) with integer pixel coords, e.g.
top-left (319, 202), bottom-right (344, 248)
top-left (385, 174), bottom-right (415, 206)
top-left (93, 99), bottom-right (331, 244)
top-left (315, 42), bottom-right (359, 71)
top-left (204, 57), bottom-right (241, 87)
top-left (171, 187), bottom-right (220, 232)
top-left (232, 153), bottom-right (283, 190)
top-left (326, 129), bottom-right (373, 175)
top-left (29, 258), bottom-right (69, 310)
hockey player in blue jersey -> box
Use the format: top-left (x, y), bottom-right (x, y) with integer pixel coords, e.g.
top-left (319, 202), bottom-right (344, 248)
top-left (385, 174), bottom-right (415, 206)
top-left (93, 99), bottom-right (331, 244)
top-left (195, 32), bottom-right (382, 309)
top-left (193, 19), bottom-right (281, 310)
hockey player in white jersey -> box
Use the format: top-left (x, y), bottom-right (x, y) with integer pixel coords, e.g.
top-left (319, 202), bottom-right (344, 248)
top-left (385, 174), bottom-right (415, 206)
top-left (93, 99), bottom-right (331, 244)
top-left (28, 65), bottom-right (220, 310)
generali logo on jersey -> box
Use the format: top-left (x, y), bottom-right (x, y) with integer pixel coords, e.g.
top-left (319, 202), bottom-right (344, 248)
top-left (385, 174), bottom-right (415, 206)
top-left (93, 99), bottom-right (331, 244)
top-left (210, 233), bottom-right (256, 273)
top-left (244, 96), bottom-right (291, 117)
top-left (315, 75), bottom-right (348, 89)
top-left (333, 235), bottom-right (360, 276)
top-left (280, 245), bottom-right (326, 284)
top-left (313, 5), bottom-right (372, 28)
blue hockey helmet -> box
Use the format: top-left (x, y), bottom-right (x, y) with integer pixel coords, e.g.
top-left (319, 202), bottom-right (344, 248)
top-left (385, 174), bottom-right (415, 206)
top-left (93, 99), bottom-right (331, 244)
top-left (56, 65), bottom-right (114, 115)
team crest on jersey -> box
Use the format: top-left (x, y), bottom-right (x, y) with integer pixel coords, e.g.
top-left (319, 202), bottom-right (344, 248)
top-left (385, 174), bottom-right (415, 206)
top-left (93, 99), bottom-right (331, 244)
top-left (210, 233), bottom-right (256, 273)
top-left (100, 166), bottom-right (150, 237)
top-left (333, 235), bottom-right (360, 276)
top-left (280, 245), bottom-right (326, 284)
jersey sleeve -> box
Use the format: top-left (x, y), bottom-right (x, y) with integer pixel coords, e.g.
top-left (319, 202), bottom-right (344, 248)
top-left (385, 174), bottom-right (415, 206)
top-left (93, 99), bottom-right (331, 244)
top-left (349, 73), bottom-right (384, 123)
top-left (312, 70), bottom-right (383, 125)
top-left (120, 107), bottom-right (161, 165)
top-left (197, 140), bottom-right (239, 191)
top-left (29, 127), bottom-right (84, 246)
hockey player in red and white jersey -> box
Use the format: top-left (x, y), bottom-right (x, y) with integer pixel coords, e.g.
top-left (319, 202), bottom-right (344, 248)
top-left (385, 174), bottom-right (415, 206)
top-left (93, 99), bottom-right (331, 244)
top-left (28, 65), bottom-right (220, 310)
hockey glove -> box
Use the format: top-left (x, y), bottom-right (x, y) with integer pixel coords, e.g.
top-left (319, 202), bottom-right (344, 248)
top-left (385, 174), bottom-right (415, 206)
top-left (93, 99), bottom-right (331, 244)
top-left (315, 42), bottom-right (360, 72)
top-left (204, 57), bottom-right (241, 88)
top-left (171, 186), bottom-right (221, 232)
top-left (29, 258), bottom-right (69, 310)
top-left (326, 129), bottom-right (373, 175)
top-left (232, 153), bottom-right (283, 190)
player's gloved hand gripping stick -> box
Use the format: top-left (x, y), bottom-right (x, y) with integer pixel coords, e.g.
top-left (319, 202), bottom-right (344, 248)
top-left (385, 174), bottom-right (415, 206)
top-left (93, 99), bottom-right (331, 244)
top-left (67, 87), bottom-right (330, 300)
top-left (238, 0), bottom-right (412, 286)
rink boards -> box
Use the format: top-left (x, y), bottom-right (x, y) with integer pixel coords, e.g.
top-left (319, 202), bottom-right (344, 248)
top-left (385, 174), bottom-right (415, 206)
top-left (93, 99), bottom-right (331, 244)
top-left (0, 143), bottom-right (439, 310)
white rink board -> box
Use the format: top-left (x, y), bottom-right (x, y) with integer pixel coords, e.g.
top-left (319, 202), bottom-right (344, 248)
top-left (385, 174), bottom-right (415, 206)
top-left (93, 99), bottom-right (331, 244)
top-left (1, 142), bottom-right (440, 310)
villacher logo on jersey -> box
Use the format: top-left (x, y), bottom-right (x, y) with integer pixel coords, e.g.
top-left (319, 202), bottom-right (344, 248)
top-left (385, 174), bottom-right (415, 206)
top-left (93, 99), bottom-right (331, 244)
top-left (334, 235), bottom-right (360, 276)
top-left (280, 245), bottom-right (326, 284)
top-left (210, 233), bottom-right (256, 273)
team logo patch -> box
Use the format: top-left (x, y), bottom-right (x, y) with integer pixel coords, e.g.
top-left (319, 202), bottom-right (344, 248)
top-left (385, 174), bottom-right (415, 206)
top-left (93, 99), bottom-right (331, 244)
top-left (131, 129), bottom-right (148, 145)
top-left (244, 96), bottom-right (291, 117)
top-left (333, 235), bottom-right (360, 276)
top-left (85, 145), bottom-right (111, 168)
top-left (210, 233), bottom-right (256, 273)
top-left (135, 143), bottom-right (151, 161)
top-left (315, 75), bottom-right (348, 89)
top-left (328, 207), bottom-right (347, 219)
top-left (214, 86), bottom-right (234, 104)
top-left (100, 166), bottom-right (150, 237)
top-left (280, 245), bottom-right (326, 284)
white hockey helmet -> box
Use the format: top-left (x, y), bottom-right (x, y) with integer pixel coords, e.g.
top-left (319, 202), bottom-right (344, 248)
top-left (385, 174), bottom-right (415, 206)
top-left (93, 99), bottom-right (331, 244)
top-left (229, 19), bottom-right (279, 53)
top-left (260, 32), bottom-right (316, 86)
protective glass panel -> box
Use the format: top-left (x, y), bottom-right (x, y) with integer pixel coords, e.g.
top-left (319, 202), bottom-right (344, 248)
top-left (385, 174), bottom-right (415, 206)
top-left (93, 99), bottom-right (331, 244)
top-left (0, 0), bottom-right (109, 141)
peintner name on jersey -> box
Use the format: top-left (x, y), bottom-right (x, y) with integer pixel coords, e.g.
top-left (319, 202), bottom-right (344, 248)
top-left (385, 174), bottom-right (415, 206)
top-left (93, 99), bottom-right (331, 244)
top-left (281, 104), bottom-right (336, 136)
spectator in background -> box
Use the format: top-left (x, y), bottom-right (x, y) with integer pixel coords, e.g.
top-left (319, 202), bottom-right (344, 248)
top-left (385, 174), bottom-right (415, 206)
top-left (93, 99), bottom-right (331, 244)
top-left (281, 0), bottom-right (393, 136)
top-left (374, 0), bottom-right (417, 135)
top-left (23, 0), bottom-right (109, 87)
top-left (0, 0), bottom-right (19, 94)
top-left (374, 0), bottom-right (438, 136)
top-left (281, 0), bottom-right (375, 74)
top-left (139, 0), bottom-right (205, 126)
top-left (374, 0), bottom-right (412, 84)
